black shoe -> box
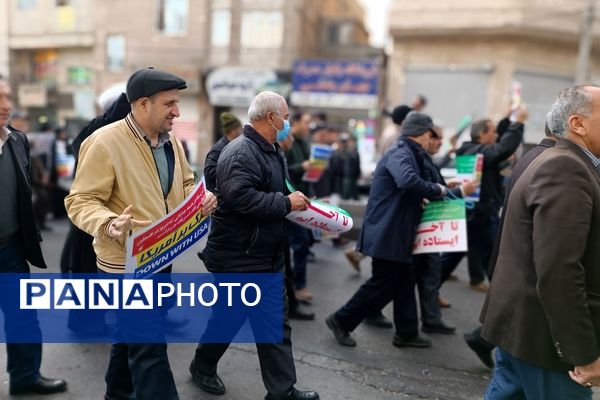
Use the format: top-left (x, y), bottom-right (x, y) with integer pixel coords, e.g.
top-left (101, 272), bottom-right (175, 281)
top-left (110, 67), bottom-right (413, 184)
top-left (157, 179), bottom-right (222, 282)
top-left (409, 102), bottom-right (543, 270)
top-left (326, 314), bottom-right (356, 347)
top-left (289, 307), bottom-right (315, 321)
top-left (265, 387), bottom-right (320, 400)
top-left (10, 376), bottom-right (67, 395)
top-left (464, 332), bottom-right (495, 368)
top-left (392, 334), bottom-right (432, 348)
top-left (364, 313), bottom-right (393, 329)
top-left (189, 360), bottom-right (225, 395)
top-left (422, 321), bottom-right (456, 335)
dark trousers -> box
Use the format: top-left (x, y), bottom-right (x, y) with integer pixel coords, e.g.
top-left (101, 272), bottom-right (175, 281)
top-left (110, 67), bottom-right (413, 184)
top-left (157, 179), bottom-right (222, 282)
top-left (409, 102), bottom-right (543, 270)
top-left (51, 187), bottom-right (68, 219)
top-left (284, 241), bottom-right (299, 312)
top-left (415, 253), bottom-right (442, 325)
top-left (0, 240), bottom-right (42, 386)
top-left (440, 251), bottom-right (465, 284)
top-left (32, 186), bottom-right (50, 227)
top-left (98, 270), bottom-right (178, 400)
top-left (335, 258), bottom-right (419, 339)
top-left (193, 263), bottom-right (297, 399)
top-left (62, 224), bottom-right (109, 334)
top-left (105, 343), bottom-right (178, 400)
top-left (485, 348), bottom-right (592, 400)
top-left (287, 223), bottom-right (311, 290)
top-left (368, 254), bottom-right (442, 325)
top-left (441, 213), bottom-right (499, 285)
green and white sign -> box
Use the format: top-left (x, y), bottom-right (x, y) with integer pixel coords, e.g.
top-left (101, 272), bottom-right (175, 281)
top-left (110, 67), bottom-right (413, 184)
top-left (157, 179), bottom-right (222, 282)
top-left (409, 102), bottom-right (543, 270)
top-left (413, 200), bottom-right (467, 254)
top-left (455, 153), bottom-right (484, 202)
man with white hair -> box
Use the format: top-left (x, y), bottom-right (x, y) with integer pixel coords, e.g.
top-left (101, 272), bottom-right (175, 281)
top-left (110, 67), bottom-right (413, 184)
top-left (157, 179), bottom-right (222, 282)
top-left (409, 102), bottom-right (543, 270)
top-left (189, 91), bottom-right (319, 400)
top-left (481, 85), bottom-right (600, 399)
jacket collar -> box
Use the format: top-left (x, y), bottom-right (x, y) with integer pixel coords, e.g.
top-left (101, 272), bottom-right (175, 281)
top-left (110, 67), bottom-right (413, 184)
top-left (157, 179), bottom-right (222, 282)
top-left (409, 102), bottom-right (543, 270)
top-left (4, 125), bottom-right (19, 141)
top-left (245, 124), bottom-right (277, 152)
top-left (125, 113), bottom-right (171, 148)
top-left (556, 139), bottom-right (600, 181)
top-left (400, 136), bottom-right (427, 155)
top-left (539, 138), bottom-right (556, 148)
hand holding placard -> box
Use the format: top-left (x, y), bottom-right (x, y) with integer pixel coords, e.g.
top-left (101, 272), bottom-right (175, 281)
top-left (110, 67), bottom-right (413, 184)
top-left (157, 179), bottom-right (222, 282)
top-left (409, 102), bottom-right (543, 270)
top-left (108, 205), bottom-right (152, 238)
top-left (288, 191), bottom-right (311, 211)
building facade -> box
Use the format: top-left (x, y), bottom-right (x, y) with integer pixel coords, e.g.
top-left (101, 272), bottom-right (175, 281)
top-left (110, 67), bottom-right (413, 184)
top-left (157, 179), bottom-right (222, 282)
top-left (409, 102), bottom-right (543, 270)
top-left (0, 0), bottom-right (9, 77)
top-left (202, 0), bottom-right (379, 163)
top-left (5, 0), bottom-right (375, 165)
top-left (8, 0), bottom-right (96, 128)
top-left (388, 0), bottom-right (600, 143)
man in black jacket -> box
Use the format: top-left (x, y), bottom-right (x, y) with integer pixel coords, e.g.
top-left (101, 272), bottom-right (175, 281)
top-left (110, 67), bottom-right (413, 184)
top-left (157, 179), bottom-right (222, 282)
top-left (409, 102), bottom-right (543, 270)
top-left (204, 112), bottom-right (242, 192)
top-left (0, 76), bottom-right (66, 395)
top-left (204, 112), bottom-right (314, 321)
top-left (60, 90), bottom-right (131, 336)
top-left (284, 112), bottom-right (313, 302)
top-left (61, 91), bottom-right (131, 274)
top-left (464, 126), bottom-right (557, 369)
top-left (189, 91), bottom-right (319, 400)
top-left (440, 109), bottom-right (527, 291)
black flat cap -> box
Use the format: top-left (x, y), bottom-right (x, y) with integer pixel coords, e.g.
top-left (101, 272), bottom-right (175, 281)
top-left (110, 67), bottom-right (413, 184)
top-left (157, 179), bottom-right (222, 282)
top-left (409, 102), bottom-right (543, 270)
top-left (126, 67), bottom-right (187, 102)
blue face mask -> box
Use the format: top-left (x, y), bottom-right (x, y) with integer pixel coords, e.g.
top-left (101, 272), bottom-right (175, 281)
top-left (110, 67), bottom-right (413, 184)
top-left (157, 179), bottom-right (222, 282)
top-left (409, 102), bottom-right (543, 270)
top-left (273, 114), bottom-right (291, 142)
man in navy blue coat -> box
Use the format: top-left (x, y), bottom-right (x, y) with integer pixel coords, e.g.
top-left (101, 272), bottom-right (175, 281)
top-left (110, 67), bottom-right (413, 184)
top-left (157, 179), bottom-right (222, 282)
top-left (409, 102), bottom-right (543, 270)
top-left (326, 112), bottom-right (447, 348)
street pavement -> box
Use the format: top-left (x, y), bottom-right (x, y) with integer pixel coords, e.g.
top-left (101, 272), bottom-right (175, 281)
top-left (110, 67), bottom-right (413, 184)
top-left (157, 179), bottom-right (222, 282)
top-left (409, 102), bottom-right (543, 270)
top-left (1, 218), bottom-right (598, 399)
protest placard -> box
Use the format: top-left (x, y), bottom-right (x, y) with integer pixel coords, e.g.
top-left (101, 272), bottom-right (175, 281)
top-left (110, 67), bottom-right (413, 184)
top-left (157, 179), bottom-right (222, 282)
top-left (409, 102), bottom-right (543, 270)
top-left (302, 144), bottom-right (333, 182)
top-left (125, 179), bottom-right (211, 278)
top-left (413, 200), bottom-right (467, 254)
top-left (286, 200), bottom-right (353, 234)
top-left (455, 153), bottom-right (484, 202)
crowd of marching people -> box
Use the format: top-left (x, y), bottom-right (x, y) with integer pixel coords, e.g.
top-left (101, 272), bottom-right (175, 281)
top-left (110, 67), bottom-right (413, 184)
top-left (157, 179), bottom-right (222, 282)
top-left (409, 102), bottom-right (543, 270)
top-left (4, 64), bottom-right (600, 399)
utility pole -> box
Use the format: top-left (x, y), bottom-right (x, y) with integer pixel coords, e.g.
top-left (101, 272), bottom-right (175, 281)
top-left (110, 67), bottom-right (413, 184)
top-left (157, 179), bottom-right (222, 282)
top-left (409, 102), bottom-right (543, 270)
top-left (575, 0), bottom-right (596, 84)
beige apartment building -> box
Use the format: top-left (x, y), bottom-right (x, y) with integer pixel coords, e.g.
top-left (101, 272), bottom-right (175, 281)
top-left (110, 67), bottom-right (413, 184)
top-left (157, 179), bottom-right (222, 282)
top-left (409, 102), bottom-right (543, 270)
top-left (3, 0), bottom-right (373, 164)
top-left (203, 0), bottom-right (378, 159)
top-left (388, 0), bottom-right (600, 143)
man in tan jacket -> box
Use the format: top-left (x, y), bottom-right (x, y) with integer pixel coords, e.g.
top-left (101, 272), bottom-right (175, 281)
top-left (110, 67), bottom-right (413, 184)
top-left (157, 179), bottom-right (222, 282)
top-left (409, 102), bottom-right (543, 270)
top-left (66, 67), bottom-right (216, 400)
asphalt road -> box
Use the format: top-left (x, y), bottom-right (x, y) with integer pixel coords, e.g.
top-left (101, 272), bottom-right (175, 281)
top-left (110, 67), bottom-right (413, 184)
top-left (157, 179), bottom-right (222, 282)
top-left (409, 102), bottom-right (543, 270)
top-left (0, 219), bottom-right (597, 400)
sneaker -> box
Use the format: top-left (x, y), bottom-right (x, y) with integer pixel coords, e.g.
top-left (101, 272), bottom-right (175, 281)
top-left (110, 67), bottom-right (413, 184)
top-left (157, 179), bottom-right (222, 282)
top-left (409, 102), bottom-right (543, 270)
top-left (325, 314), bottom-right (356, 347)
